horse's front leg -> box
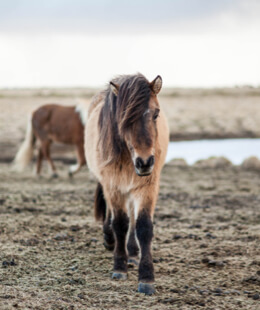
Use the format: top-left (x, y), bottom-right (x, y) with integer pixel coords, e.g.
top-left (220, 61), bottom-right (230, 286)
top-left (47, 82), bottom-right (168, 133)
top-left (108, 192), bottom-right (129, 280)
top-left (135, 199), bottom-right (156, 295)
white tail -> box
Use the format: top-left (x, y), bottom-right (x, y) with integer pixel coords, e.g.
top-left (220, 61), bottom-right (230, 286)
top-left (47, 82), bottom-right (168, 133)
top-left (13, 114), bottom-right (35, 171)
top-left (75, 99), bottom-right (90, 126)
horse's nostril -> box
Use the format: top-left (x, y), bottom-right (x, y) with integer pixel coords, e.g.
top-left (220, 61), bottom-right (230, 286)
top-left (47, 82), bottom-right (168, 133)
top-left (135, 156), bottom-right (155, 170)
top-left (135, 157), bottom-right (145, 169)
top-left (147, 155), bottom-right (155, 167)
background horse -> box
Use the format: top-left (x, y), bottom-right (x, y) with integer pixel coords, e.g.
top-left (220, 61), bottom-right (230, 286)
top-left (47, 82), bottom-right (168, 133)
top-left (85, 74), bottom-right (169, 295)
top-left (13, 103), bottom-right (87, 177)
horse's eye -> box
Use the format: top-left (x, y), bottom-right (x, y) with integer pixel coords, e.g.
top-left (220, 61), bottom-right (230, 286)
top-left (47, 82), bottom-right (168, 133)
top-left (153, 113), bottom-right (159, 121)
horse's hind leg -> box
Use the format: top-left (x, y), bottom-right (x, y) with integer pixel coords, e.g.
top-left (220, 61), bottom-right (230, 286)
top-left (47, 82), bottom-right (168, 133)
top-left (94, 183), bottom-right (115, 250)
top-left (69, 142), bottom-right (86, 177)
top-left (103, 209), bottom-right (115, 251)
top-left (127, 202), bottom-right (139, 266)
top-left (36, 148), bottom-right (43, 176)
top-left (41, 140), bottom-right (58, 178)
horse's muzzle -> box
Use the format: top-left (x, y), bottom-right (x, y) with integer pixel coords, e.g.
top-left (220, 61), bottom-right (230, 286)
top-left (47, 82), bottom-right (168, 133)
top-left (135, 156), bottom-right (154, 176)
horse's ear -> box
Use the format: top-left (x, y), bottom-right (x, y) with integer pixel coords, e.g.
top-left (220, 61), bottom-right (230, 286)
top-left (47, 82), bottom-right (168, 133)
top-left (150, 75), bottom-right (162, 95)
top-left (110, 81), bottom-right (119, 96)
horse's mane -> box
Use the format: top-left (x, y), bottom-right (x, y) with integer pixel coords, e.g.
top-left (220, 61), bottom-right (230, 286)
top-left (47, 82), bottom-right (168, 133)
top-left (98, 74), bottom-right (151, 165)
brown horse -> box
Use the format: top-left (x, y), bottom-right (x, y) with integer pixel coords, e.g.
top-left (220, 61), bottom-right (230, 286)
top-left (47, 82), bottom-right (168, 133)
top-left (13, 103), bottom-right (87, 177)
top-left (85, 74), bottom-right (169, 295)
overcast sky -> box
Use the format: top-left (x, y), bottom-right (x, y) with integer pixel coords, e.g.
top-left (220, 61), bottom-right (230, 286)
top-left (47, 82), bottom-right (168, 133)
top-left (0, 0), bottom-right (260, 87)
top-left (1, 0), bottom-right (259, 35)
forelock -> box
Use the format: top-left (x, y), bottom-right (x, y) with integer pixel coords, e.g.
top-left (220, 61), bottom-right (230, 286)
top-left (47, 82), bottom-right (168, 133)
top-left (116, 74), bottom-right (151, 133)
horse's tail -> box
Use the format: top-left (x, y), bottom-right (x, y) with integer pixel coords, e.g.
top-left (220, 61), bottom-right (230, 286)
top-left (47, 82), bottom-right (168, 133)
top-left (94, 182), bottom-right (106, 222)
top-left (75, 99), bottom-right (89, 126)
top-left (13, 113), bottom-right (35, 171)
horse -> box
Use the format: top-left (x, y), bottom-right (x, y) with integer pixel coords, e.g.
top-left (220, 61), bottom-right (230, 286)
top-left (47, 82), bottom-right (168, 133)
top-left (13, 103), bottom-right (87, 177)
top-left (85, 74), bottom-right (169, 295)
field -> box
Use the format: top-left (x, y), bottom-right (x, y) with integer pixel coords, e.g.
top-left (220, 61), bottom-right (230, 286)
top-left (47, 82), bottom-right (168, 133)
top-left (0, 88), bottom-right (260, 309)
top-left (1, 87), bottom-right (260, 160)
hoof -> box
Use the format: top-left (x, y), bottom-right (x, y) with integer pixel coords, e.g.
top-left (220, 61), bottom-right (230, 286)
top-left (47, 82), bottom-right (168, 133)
top-left (51, 173), bottom-right (59, 179)
top-left (138, 283), bottom-right (155, 295)
top-left (112, 272), bottom-right (127, 280)
top-left (103, 241), bottom-right (114, 251)
top-left (128, 257), bottom-right (139, 267)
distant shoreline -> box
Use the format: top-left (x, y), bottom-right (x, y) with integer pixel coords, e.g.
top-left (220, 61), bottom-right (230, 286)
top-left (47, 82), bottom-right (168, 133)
top-left (1, 87), bottom-right (260, 161)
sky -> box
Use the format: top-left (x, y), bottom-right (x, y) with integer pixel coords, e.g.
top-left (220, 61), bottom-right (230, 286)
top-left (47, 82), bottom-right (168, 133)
top-left (0, 0), bottom-right (260, 88)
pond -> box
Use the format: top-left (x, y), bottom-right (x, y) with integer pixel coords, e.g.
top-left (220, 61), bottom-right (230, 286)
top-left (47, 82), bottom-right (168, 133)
top-left (166, 138), bottom-right (260, 165)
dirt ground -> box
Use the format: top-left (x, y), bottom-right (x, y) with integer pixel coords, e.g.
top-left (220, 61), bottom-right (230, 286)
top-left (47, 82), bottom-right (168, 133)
top-left (0, 88), bottom-right (259, 309)
top-left (0, 160), bottom-right (259, 310)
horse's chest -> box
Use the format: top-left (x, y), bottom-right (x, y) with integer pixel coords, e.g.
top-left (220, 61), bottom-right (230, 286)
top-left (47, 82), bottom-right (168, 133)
top-left (103, 167), bottom-right (136, 194)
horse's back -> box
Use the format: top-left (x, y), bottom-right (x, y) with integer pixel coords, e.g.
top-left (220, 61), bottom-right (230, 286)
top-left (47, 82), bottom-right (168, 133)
top-left (87, 91), bottom-right (106, 117)
top-left (33, 104), bottom-right (75, 123)
top-left (32, 104), bottom-right (84, 144)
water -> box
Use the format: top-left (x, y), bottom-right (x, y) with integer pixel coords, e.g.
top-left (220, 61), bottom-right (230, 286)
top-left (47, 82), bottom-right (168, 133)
top-left (166, 138), bottom-right (260, 165)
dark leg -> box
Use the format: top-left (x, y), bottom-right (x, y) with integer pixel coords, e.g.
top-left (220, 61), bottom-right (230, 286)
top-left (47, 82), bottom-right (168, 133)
top-left (111, 208), bottom-right (129, 280)
top-left (36, 148), bottom-right (43, 175)
top-left (103, 209), bottom-right (115, 251)
top-left (136, 208), bottom-right (155, 295)
top-left (42, 140), bottom-right (57, 177)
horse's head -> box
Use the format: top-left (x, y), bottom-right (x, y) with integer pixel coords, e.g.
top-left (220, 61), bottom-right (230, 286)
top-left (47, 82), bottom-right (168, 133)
top-left (111, 75), bottom-right (162, 176)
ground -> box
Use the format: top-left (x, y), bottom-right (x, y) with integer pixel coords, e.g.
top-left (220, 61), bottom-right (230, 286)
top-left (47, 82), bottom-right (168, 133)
top-left (0, 161), bottom-right (259, 310)
top-left (0, 88), bottom-right (259, 309)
